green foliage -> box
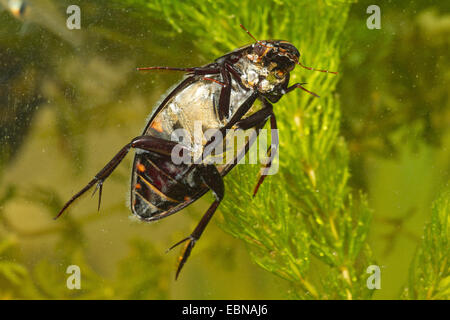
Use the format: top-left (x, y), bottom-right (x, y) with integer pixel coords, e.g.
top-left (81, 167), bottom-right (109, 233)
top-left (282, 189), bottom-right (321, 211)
top-left (403, 188), bottom-right (450, 299)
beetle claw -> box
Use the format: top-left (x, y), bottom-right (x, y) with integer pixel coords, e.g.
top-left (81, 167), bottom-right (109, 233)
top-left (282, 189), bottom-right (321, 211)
top-left (252, 174), bottom-right (266, 197)
top-left (91, 180), bottom-right (103, 212)
top-left (165, 236), bottom-right (197, 279)
top-left (166, 236), bottom-right (192, 253)
top-left (175, 238), bottom-right (197, 280)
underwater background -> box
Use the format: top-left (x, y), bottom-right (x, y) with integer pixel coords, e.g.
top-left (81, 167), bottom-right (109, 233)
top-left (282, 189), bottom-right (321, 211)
top-left (0, 0), bottom-right (449, 299)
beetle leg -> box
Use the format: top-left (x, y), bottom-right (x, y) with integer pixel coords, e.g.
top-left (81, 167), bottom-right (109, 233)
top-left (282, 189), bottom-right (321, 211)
top-left (136, 66), bottom-right (221, 76)
top-left (231, 101), bottom-right (279, 196)
top-left (218, 67), bottom-right (232, 120)
top-left (225, 92), bottom-right (259, 129)
top-left (235, 104), bottom-right (273, 130)
top-left (218, 62), bottom-right (255, 120)
top-left (225, 63), bottom-right (247, 90)
top-left (285, 82), bottom-right (320, 98)
top-left (169, 164), bottom-right (224, 279)
top-left (252, 102), bottom-right (279, 197)
top-left (202, 77), bottom-right (226, 86)
top-left (55, 136), bottom-right (189, 219)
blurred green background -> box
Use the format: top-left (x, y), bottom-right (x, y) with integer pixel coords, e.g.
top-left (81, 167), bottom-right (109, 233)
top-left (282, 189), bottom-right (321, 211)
top-left (0, 0), bottom-right (448, 299)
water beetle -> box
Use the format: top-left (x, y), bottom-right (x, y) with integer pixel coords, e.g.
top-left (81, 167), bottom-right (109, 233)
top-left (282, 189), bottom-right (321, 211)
top-left (56, 25), bottom-right (336, 279)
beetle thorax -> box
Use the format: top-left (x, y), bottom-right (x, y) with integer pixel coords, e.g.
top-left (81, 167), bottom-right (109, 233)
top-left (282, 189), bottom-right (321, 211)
top-left (236, 55), bottom-right (285, 94)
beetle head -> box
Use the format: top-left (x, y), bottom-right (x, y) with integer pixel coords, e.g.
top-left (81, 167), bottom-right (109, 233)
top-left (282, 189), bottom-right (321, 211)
top-left (256, 40), bottom-right (300, 73)
top-left (238, 24), bottom-right (337, 98)
top-left (241, 40), bottom-right (299, 95)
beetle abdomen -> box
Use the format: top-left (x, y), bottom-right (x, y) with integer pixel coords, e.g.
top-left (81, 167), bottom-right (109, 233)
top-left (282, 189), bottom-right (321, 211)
top-left (131, 151), bottom-right (204, 220)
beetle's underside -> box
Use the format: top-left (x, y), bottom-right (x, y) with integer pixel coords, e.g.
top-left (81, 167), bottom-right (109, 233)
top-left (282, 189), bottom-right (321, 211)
top-left (131, 74), bottom-right (257, 220)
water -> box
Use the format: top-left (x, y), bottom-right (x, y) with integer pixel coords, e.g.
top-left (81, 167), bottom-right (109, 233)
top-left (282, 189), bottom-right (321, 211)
top-left (0, 0), bottom-right (448, 300)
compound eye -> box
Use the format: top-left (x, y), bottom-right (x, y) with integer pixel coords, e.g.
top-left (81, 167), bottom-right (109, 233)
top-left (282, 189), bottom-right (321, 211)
top-left (275, 70), bottom-right (285, 79)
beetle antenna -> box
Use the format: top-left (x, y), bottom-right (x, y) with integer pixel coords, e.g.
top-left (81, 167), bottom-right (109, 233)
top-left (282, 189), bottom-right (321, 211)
top-left (239, 24), bottom-right (271, 49)
top-left (136, 66), bottom-right (196, 72)
top-left (297, 61), bottom-right (338, 75)
top-left (240, 24), bottom-right (259, 42)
